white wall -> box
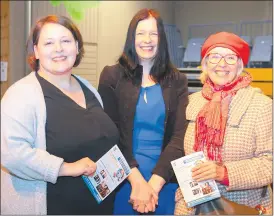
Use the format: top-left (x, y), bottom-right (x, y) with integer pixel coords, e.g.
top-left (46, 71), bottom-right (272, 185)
top-left (96, 1), bottom-right (175, 86)
top-left (174, 1), bottom-right (272, 47)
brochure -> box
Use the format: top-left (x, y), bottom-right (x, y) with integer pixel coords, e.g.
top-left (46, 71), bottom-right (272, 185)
top-left (82, 145), bottom-right (131, 204)
top-left (171, 151), bottom-right (221, 207)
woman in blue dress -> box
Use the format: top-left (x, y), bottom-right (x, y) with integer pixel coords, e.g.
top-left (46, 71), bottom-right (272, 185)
top-left (98, 8), bottom-right (189, 214)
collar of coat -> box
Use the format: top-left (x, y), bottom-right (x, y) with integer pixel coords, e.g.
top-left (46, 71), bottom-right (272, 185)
top-left (186, 86), bottom-right (262, 126)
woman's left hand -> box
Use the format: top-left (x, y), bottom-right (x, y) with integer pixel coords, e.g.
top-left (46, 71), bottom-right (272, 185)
top-left (148, 174), bottom-right (166, 196)
top-left (191, 161), bottom-right (225, 182)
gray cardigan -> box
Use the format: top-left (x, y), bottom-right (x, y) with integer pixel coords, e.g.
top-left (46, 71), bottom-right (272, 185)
top-left (1, 72), bottom-right (103, 215)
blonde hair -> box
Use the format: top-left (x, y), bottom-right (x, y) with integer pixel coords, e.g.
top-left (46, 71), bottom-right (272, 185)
top-left (200, 57), bottom-right (244, 84)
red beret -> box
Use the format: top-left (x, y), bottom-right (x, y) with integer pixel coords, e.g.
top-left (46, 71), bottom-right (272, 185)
top-left (201, 31), bottom-right (250, 66)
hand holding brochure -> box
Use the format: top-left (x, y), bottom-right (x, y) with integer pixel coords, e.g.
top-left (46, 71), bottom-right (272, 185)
top-left (171, 151), bottom-right (220, 208)
top-left (82, 145), bottom-right (131, 204)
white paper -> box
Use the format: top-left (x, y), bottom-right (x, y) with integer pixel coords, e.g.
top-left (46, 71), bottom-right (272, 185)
top-left (1, 61), bottom-right (8, 81)
top-left (171, 151), bottom-right (220, 207)
top-left (82, 145), bottom-right (131, 203)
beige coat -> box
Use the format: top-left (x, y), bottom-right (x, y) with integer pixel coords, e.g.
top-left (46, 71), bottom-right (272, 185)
top-left (174, 86), bottom-right (273, 215)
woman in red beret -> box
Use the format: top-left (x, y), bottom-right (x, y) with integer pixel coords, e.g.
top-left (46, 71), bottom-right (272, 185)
top-left (174, 31), bottom-right (272, 215)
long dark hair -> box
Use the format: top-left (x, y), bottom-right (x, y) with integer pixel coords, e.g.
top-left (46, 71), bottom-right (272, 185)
top-left (118, 8), bottom-right (177, 84)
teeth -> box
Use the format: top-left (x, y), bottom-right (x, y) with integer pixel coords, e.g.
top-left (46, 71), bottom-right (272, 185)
top-left (215, 71), bottom-right (229, 76)
top-left (141, 47), bottom-right (153, 51)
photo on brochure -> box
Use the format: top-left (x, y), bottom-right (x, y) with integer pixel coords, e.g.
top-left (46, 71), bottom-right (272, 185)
top-left (171, 151), bottom-right (221, 208)
top-left (82, 145), bottom-right (131, 204)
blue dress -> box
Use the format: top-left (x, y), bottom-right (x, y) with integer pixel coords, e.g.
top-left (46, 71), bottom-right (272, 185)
top-left (113, 84), bottom-right (178, 215)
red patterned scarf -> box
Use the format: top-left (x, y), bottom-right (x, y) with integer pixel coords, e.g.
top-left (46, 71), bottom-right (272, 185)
top-left (193, 72), bottom-right (252, 162)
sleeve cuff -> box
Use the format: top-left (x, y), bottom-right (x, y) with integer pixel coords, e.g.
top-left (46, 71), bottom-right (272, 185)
top-left (219, 165), bottom-right (229, 186)
top-left (44, 154), bottom-right (64, 184)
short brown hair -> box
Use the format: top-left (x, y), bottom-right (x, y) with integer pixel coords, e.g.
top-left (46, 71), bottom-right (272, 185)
top-left (26, 15), bottom-right (84, 72)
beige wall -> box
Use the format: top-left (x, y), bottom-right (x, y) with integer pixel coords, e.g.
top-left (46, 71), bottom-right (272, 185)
top-left (7, 1), bottom-right (272, 89)
top-left (174, 1), bottom-right (272, 47)
top-left (7, 1), bottom-right (175, 89)
top-left (31, 1), bottom-right (99, 87)
top-left (96, 1), bottom-right (175, 86)
top-left (9, 1), bottom-right (27, 85)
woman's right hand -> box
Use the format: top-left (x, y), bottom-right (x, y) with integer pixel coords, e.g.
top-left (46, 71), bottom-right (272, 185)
top-left (130, 179), bottom-right (158, 213)
top-left (128, 168), bottom-right (158, 213)
top-left (58, 157), bottom-right (97, 177)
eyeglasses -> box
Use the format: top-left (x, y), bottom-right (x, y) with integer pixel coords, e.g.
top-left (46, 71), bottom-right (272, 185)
top-left (207, 53), bottom-right (238, 65)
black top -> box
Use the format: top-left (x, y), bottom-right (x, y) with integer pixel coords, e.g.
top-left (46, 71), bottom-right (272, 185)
top-left (36, 73), bottom-right (119, 215)
top-left (98, 64), bottom-right (189, 183)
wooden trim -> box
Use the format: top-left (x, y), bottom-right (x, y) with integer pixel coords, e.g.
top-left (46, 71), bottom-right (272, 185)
top-left (0, 0), bottom-right (10, 98)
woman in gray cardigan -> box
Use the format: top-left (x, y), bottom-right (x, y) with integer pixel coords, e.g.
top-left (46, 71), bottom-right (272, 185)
top-left (1, 15), bottom-right (119, 215)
